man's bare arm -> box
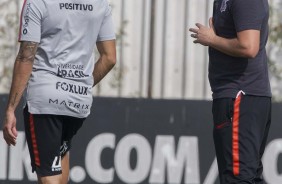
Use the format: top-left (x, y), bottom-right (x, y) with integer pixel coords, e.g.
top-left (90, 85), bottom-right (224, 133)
top-left (93, 40), bottom-right (116, 86)
top-left (7, 41), bottom-right (38, 111)
top-left (3, 41), bottom-right (38, 146)
top-left (189, 18), bottom-right (260, 58)
top-left (209, 29), bottom-right (260, 58)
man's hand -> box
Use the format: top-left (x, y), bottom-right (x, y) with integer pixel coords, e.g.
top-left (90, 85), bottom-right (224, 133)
top-left (189, 18), bottom-right (216, 46)
top-left (3, 111), bottom-right (18, 146)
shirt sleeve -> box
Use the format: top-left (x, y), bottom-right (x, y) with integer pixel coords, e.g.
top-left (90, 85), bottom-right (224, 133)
top-left (231, 0), bottom-right (267, 32)
top-left (18, 0), bottom-right (46, 43)
top-left (97, 1), bottom-right (116, 42)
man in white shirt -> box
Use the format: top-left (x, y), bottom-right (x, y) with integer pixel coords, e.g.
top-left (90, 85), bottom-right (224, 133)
top-left (2, 0), bottom-right (116, 183)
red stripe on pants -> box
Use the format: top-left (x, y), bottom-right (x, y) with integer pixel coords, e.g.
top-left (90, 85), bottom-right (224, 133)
top-left (29, 114), bottom-right (41, 166)
top-left (233, 94), bottom-right (242, 176)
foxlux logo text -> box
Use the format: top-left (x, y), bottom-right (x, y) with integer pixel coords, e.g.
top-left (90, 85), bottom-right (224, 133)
top-left (56, 82), bottom-right (89, 96)
top-left (22, 3), bottom-right (31, 35)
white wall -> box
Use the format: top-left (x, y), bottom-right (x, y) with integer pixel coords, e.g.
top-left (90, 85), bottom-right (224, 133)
top-left (97, 0), bottom-right (213, 99)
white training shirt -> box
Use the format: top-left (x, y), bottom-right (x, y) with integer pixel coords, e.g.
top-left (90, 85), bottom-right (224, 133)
top-left (19, 0), bottom-right (116, 118)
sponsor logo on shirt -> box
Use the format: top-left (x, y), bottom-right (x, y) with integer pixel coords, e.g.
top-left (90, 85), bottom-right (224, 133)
top-left (57, 66), bottom-right (89, 79)
top-left (59, 3), bottom-right (93, 11)
top-left (57, 64), bottom-right (84, 70)
top-left (49, 98), bottom-right (90, 112)
top-left (220, 0), bottom-right (229, 12)
top-left (57, 68), bottom-right (89, 78)
top-left (56, 82), bottom-right (89, 95)
top-left (23, 3), bottom-right (31, 35)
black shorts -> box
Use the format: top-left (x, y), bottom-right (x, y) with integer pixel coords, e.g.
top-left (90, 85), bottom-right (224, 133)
top-left (212, 94), bottom-right (271, 184)
top-left (23, 105), bottom-right (85, 177)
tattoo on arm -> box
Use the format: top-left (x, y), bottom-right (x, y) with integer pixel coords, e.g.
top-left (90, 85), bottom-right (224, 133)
top-left (7, 90), bottom-right (24, 110)
top-left (11, 93), bottom-right (18, 107)
top-left (16, 42), bottom-right (38, 63)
